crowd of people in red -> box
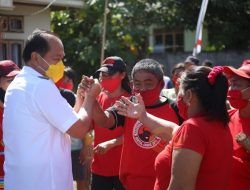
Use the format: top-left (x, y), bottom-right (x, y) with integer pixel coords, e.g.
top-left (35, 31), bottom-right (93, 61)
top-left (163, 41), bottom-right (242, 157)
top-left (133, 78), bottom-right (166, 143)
top-left (0, 29), bottom-right (249, 190)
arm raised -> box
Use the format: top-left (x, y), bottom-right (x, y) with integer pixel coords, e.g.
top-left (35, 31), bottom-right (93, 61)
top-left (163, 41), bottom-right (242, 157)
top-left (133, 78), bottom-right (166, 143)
top-left (115, 94), bottom-right (179, 141)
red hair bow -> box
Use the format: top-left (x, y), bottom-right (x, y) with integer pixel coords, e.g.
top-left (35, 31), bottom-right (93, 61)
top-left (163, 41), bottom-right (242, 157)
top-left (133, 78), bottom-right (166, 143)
top-left (207, 66), bottom-right (223, 85)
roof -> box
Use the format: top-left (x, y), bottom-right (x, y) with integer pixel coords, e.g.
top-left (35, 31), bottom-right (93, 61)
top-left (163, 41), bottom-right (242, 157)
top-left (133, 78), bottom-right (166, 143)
top-left (13, 0), bottom-right (84, 9)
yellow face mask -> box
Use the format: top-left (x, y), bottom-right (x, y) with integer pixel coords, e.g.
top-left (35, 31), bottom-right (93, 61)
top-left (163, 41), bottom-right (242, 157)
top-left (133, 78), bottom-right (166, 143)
top-left (38, 55), bottom-right (65, 83)
top-left (45, 61), bottom-right (65, 83)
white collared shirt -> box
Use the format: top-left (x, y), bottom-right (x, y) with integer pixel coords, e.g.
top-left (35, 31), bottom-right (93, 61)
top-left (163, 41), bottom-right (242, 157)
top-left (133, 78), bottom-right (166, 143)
top-left (3, 66), bottom-right (79, 190)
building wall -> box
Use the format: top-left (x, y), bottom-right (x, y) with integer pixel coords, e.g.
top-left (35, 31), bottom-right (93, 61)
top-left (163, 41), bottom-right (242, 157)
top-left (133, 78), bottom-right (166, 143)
top-left (0, 1), bottom-right (83, 66)
top-left (0, 4), bottom-right (51, 66)
top-left (183, 29), bottom-right (208, 52)
top-left (149, 26), bottom-right (209, 53)
top-left (184, 30), bottom-right (194, 51)
top-left (13, 0), bottom-right (84, 8)
top-left (1, 4), bottom-right (51, 41)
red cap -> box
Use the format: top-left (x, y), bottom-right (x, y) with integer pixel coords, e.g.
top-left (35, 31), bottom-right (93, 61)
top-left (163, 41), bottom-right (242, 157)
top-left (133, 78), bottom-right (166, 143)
top-left (223, 60), bottom-right (250, 79)
top-left (0, 60), bottom-right (20, 77)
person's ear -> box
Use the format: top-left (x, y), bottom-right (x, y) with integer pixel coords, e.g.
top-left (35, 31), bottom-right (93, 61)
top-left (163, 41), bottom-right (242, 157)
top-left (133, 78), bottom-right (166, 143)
top-left (120, 72), bottom-right (126, 80)
top-left (242, 86), bottom-right (250, 100)
top-left (31, 52), bottom-right (39, 62)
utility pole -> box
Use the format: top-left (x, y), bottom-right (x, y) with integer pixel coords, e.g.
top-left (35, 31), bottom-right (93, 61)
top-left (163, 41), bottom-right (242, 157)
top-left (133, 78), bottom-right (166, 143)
top-left (100, 0), bottom-right (108, 65)
top-left (192, 0), bottom-right (209, 56)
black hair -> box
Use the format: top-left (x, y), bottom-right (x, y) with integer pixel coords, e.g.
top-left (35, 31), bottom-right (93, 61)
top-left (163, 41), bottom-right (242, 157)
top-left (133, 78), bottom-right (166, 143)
top-left (181, 66), bottom-right (229, 125)
top-left (0, 88), bottom-right (5, 103)
top-left (121, 72), bottom-right (132, 94)
top-left (22, 29), bottom-right (57, 63)
top-left (184, 55), bottom-right (200, 65)
top-left (171, 62), bottom-right (185, 76)
top-left (64, 66), bottom-right (76, 83)
top-left (131, 59), bottom-right (163, 82)
top-left (202, 59), bottom-right (214, 68)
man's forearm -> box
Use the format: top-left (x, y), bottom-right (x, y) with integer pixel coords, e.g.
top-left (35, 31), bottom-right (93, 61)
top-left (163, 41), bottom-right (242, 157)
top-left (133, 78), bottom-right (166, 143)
top-left (92, 101), bottom-right (115, 128)
top-left (77, 95), bottom-right (95, 129)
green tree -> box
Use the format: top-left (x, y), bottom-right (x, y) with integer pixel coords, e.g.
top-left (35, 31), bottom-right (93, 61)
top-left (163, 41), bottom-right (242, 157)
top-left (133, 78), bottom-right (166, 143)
top-left (51, 0), bottom-right (186, 82)
top-left (156, 0), bottom-right (250, 50)
top-left (51, 0), bottom-right (250, 83)
top-left (206, 0), bottom-right (250, 50)
top-left (51, 0), bottom-right (163, 82)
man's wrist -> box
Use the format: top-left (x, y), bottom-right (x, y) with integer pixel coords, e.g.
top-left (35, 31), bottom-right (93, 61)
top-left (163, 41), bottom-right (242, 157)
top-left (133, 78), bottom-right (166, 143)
top-left (84, 94), bottom-right (96, 101)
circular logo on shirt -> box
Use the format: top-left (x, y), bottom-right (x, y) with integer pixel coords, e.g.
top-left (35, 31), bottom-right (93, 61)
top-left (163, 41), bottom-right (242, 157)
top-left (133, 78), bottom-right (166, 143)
top-left (132, 120), bottom-right (161, 149)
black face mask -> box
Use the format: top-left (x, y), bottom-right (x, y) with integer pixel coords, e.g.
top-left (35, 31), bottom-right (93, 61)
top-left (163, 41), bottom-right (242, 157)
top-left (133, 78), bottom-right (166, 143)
top-left (0, 88), bottom-right (5, 103)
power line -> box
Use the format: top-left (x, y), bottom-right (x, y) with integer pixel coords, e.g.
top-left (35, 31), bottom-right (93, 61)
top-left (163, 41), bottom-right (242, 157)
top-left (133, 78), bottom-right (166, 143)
top-left (30, 0), bottom-right (57, 16)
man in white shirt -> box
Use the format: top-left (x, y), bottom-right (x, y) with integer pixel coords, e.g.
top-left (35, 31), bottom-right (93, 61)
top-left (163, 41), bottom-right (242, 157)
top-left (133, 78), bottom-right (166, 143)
top-left (3, 29), bottom-right (98, 190)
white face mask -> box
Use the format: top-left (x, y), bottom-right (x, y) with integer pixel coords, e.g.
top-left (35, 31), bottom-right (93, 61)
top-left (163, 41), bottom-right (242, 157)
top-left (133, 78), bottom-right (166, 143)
top-left (38, 55), bottom-right (65, 83)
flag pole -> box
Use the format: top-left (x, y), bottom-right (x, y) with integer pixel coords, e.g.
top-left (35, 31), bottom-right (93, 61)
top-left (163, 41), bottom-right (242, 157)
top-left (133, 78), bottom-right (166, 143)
top-left (193, 0), bottom-right (209, 56)
top-left (100, 0), bottom-right (108, 65)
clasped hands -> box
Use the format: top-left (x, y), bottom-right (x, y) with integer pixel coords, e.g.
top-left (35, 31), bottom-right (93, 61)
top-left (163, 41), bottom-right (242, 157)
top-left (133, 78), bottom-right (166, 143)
top-left (77, 75), bottom-right (147, 121)
top-left (77, 75), bottom-right (101, 99)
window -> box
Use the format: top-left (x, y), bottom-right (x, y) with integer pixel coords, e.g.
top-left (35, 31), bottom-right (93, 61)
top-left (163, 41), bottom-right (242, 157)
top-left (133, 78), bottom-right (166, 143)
top-left (0, 15), bottom-right (24, 67)
top-left (0, 40), bottom-right (23, 67)
top-left (0, 43), bottom-right (8, 60)
top-left (9, 16), bottom-right (23, 32)
top-left (153, 28), bottom-right (184, 53)
top-left (0, 16), bottom-right (8, 31)
top-left (0, 15), bottom-right (24, 33)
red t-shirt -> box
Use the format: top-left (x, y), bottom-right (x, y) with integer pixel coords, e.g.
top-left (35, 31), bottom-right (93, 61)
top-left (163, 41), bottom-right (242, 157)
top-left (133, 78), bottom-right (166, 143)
top-left (228, 109), bottom-right (250, 190)
top-left (154, 144), bottom-right (171, 190)
top-left (154, 115), bottom-right (233, 190)
top-left (91, 91), bottom-right (130, 176)
top-left (119, 100), bottom-right (179, 190)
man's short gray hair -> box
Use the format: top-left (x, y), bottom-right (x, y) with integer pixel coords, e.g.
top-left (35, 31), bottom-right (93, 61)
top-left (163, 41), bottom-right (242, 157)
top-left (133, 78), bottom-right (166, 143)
top-left (131, 59), bottom-right (163, 81)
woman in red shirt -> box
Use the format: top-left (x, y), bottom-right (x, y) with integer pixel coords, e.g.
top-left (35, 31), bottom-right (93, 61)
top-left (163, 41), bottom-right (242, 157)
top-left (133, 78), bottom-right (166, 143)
top-left (90, 56), bottom-right (131, 190)
top-left (116, 66), bottom-right (233, 190)
top-left (223, 60), bottom-right (250, 190)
